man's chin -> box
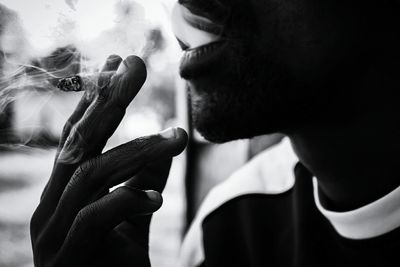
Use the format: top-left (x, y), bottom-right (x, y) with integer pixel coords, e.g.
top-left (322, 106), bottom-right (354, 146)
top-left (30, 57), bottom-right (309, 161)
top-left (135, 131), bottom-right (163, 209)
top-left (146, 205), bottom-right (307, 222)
top-left (184, 50), bottom-right (323, 142)
top-left (192, 111), bottom-right (247, 143)
top-left (189, 86), bottom-right (280, 143)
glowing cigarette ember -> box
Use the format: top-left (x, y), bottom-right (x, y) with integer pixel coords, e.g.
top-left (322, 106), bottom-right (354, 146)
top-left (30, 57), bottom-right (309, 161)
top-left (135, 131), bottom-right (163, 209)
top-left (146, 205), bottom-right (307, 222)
top-left (57, 76), bottom-right (83, 92)
top-left (57, 74), bottom-right (107, 93)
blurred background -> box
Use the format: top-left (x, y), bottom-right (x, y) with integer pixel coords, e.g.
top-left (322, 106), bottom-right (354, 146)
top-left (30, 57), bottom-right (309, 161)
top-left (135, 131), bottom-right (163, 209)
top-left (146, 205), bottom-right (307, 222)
top-left (0, 1), bottom-right (187, 266)
top-left (0, 1), bottom-right (284, 266)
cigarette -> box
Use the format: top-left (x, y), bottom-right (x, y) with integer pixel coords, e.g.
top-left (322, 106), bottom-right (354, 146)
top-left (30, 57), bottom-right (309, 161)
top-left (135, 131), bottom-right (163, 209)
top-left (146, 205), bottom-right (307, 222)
top-left (57, 74), bottom-right (107, 93)
top-left (57, 76), bottom-right (83, 92)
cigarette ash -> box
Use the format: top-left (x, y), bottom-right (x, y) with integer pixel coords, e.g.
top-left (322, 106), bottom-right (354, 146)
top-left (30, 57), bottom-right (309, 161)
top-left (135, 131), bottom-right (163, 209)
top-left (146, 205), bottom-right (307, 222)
top-left (57, 76), bottom-right (82, 92)
top-left (55, 73), bottom-right (109, 97)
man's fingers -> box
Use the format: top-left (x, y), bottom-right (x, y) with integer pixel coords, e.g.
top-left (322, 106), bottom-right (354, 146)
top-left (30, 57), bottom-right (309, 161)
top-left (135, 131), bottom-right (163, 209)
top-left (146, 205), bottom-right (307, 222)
top-left (57, 55), bottom-right (147, 164)
top-left (41, 55), bottom-right (124, 205)
top-left (94, 127), bottom-right (187, 190)
top-left (125, 158), bottom-right (173, 193)
top-left (38, 55), bottom-right (126, 227)
top-left (41, 56), bottom-right (146, 212)
top-left (44, 128), bottom-right (187, 245)
top-left (56, 54), bottom-right (122, 158)
top-left (55, 186), bottom-right (162, 264)
top-left (61, 127), bottom-right (186, 216)
top-left (119, 159), bottom-right (173, 241)
top-left (55, 93), bottom-right (91, 160)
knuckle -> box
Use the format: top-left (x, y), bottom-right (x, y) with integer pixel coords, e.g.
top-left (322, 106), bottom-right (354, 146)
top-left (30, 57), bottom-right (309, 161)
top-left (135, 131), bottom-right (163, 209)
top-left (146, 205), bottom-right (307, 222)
top-left (58, 125), bottom-right (87, 164)
top-left (61, 120), bottom-right (72, 138)
top-left (72, 206), bottom-right (98, 238)
top-left (74, 208), bottom-right (91, 231)
top-left (69, 161), bottom-right (94, 189)
top-left (75, 161), bottom-right (94, 179)
top-left (69, 157), bottom-right (105, 193)
top-left (75, 208), bottom-right (87, 224)
top-left (84, 158), bottom-right (102, 182)
top-left (64, 125), bottom-right (82, 147)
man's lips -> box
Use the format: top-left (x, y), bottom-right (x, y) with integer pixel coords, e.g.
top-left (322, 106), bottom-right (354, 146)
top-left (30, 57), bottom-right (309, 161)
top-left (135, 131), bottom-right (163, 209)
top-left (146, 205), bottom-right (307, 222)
top-left (171, 3), bottom-right (228, 79)
top-left (179, 40), bottom-right (228, 79)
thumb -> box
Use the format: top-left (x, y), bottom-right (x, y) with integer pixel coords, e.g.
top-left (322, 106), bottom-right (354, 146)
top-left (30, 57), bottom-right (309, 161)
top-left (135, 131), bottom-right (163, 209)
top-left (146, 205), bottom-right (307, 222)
top-left (124, 127), bottom-right (189, 193)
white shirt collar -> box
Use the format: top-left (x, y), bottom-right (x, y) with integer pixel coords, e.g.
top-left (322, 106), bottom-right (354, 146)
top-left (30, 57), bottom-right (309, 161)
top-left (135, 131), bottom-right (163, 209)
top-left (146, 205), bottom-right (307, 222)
top-left (313, 178), bottom-right (400, 240)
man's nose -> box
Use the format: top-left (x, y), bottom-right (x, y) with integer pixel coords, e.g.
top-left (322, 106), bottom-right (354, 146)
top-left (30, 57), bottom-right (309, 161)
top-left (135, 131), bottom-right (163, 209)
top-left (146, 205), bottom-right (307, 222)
top-left (170, 2), bottom-right (221, 50)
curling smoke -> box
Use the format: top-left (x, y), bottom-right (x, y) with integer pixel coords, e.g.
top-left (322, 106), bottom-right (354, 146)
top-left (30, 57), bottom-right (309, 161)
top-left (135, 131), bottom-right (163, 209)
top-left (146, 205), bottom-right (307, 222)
top-left (0, 0), bottom-right (177, 109)
top-left (0, 0), bottom-right (180, 147)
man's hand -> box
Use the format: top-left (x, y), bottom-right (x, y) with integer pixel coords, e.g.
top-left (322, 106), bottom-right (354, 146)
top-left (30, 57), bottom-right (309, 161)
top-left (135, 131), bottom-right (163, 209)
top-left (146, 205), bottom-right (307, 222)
top-left (30, 55), bottom-right (188, 267)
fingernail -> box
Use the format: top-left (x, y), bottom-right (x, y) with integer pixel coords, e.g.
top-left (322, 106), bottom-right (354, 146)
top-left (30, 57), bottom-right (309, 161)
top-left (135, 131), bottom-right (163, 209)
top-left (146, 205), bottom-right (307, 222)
top-left (116, 59), bottom-right (129, 75)
top-left (107, 54), bottom-right (121, 62)
top-left (145, 190), bottom-right (162, 203)
top-left (116, 56), bottom-right (139, 75)
top-left (105, 54), bottom-right (122, 68)
top-left (159, 127), bottom-right (177, 139)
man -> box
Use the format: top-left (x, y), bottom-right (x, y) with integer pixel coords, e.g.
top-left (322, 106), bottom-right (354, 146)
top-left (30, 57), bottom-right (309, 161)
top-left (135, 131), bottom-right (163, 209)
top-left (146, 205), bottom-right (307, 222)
top-left (30, 0), bottom-right (400, 266)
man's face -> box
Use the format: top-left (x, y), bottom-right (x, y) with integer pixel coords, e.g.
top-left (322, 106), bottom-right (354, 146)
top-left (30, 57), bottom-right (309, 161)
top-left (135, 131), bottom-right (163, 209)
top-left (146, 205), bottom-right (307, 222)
top-left (173, 0), bottom-right (390, 142)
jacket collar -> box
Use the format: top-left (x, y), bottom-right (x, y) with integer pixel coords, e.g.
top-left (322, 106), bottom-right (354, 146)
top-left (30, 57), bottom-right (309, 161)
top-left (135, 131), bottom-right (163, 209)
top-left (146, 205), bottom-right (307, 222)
top-left (313, 178), bottom-right (400, 240)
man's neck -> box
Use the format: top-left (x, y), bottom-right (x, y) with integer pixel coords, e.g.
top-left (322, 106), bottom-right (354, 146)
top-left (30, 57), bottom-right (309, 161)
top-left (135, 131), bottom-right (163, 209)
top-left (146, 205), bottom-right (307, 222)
top-left (288, 109), bottom-right (400, 212)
